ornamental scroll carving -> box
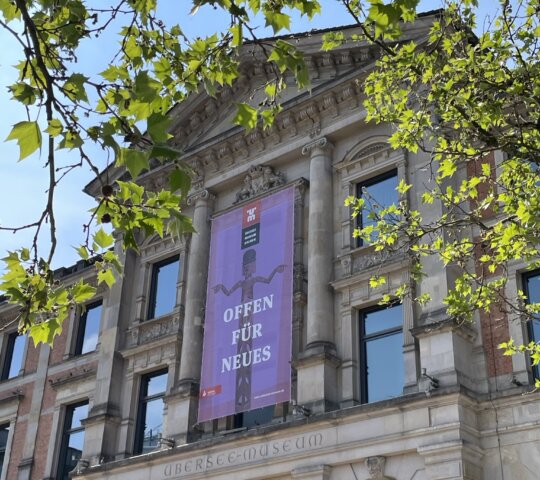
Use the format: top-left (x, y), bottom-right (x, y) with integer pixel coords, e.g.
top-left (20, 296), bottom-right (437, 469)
top-left (234, 165), bottom-right (286, 204)
top-left (352, 247), bottom-right (406, 274)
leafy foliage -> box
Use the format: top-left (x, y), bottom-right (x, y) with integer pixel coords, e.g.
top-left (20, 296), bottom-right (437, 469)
top-left (0, 0), bottom-right (321, 345)
top-left (1, 0), bottom-right (539, 366)
top-left (347, 0), bottom-right (540, 368)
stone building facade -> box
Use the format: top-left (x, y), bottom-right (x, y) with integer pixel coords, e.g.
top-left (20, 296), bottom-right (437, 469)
top-left (1, 13), bottom-right (540, 480)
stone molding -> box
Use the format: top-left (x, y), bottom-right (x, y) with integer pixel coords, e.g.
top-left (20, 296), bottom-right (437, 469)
top-left (49, 365), bottom-right (97, 389)
top-left (411, 318), bottom-right (477, 342)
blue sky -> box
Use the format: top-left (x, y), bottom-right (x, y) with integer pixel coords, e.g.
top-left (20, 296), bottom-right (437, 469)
top-left (0, 1), bottom-right (504, 270)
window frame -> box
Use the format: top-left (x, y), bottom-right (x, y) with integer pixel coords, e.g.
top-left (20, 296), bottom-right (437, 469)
top-left (134, 369), bottom-right (168, 455)
top-left (521, 270), bottom-right (540, 379)
top-left (73, 300), bottom-right (102, 356)
top-left (355, 169), bottom-right (398, 248)
top-left (0, 423), bottom-right (9, 479)
top-left (1, 333), bottom-right (25, 381)
top-left (56, 400), bottom-right (88, 480)
top-left (358, 302), bottom-right (403, 404)
top-left (146, 255), bottom-right (180, 320)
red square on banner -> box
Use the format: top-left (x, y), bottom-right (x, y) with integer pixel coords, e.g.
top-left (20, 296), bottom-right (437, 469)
top-left (242, 200), bottom-right (261, 228)
top-left (200, 384), bottom-right (222, 398)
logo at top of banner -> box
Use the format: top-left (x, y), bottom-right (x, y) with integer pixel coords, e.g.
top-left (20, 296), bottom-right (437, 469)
top-left (241, 200), bottom-right (261, 249)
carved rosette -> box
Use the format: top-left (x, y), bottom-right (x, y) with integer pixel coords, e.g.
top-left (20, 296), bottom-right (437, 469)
top-left (233, 165), bottom-right (286, 204)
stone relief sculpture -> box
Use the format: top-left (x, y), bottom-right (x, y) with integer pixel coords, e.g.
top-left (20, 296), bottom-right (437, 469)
top-left (234, 165), bottom-right (286, 204)
top-left (365, 456), bottom-right (394, 480)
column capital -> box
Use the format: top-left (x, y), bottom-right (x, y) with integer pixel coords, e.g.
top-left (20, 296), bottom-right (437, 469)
top-left (302, 137), bottom-right (334, 156)
top-left (187, 188), bottom-right (215, 206)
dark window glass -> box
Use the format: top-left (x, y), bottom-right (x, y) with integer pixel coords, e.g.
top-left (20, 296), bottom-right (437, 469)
top-left (148, 257), bottom-right (179, 319)
top-left (360, 303), bottom-right (403, 403)
top-left (523, 272), bottom-right (540, 378)
top-left (0, 424), bottom-right (9, 476)
top-left (74, 302), bottom-right (102, 355)
top-left (1, 333), bottom-right (25, 380)
top-left (57, 402), bottom-right (88, 480)
top-left (135, 370), bottom-right (167, 454)
top-left (234, 406), bottom-right (274, 429)
top-left (356, 171), bottom-right (398, 246)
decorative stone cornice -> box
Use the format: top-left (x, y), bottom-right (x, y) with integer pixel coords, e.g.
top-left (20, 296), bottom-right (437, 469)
top-left (301, 137), bottom-right (334, 156)
top-left (233, 165), bottom-right (286, 204)
top-left (169, 48), bottom-right (373, 168)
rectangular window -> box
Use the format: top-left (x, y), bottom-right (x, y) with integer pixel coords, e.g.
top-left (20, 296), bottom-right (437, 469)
top-left (147, 256), bottom-right (179, 319)
top-left (134, 370), bottom-right (167, 454)
top-left (74, 301), bottom-right (102, 355)
top-left (359, 303), bottom-right (403, 403)
top-left (1, 333), bottom-right (25, 380)
top-left (233, 406), bottom-right (275, 429)
top-left (0, 424), bottom-right (9, 477)
top-left (57, 401), bottom-right (88, 480)
top-left (356, 170), bottom-right (398, 246)
top-left (523, 272), bottom-right (540, 378)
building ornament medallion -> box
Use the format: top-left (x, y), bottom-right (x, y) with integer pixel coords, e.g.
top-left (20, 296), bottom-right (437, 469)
top-left (234, 165), bottom-right (286, 204)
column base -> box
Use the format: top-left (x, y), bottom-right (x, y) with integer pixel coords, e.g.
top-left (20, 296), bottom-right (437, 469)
top-left (165, 380), bottom-right (200, 444)
top-left (295, 343), bottom-right (340, 413)
top-left (81, 405), bottom-right (121, 466)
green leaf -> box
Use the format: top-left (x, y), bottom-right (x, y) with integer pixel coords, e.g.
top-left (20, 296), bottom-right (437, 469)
top-left (5, 121), bottom-right (42, 160)
top-left (169, 168), bottom-right (191, 195)
top-left (63, 73), bottom-right (89, 102)
top-left (71, 280), bottom-right (96, 303)
top-left (98, 268), bottom-right (116, 287)
top-left (265, 11), bottom-right (290, 33)
top-left (117, 148), bottom-right (150, 179)
top-left (29, 318), bottom-right (62, 346)
top-left (233, 103), bottom-right (258, 130)
top-left (147, 112), bottom-right (171, 143)
top-left (151, 144), bottom-right (182, 159)
top-left (75, 245), bottom-right (90, 260)
top-left (0, 0), bottom-right (21, 21)
top-left (45, 119), bottom-right (63, 137)
top-left (93, 228), bottom-right (114, 249)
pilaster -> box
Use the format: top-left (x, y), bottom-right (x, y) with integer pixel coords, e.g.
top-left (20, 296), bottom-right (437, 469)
top-left (418, 440), bottom-right (483, 480)
top-left (82, 242), bottom-right (132, 465)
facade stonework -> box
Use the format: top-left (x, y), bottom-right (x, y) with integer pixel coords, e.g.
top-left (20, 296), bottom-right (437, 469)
top-left (1, 16), bottom-right (540, 480)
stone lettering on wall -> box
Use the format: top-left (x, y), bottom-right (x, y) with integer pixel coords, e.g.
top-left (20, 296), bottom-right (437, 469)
top-left (161, 432), bottom-right (326, 478)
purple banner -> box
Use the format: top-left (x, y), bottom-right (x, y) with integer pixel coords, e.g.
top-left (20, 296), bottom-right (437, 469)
top-left (198, 186), bottom-right (294, 423)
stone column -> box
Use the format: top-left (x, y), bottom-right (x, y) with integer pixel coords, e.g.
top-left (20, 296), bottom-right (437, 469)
top-left (166, 189), bottom-right (213, 443)
top-left (296, 137), bottom-right (339, 413)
